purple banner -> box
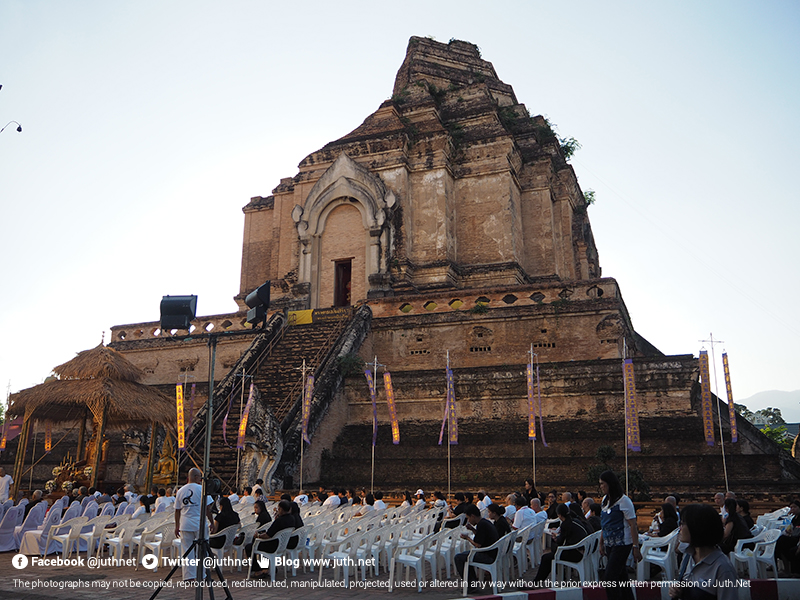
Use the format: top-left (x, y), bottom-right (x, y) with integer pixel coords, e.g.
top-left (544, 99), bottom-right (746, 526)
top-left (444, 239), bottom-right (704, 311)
top-left (364, 369), bottom-right (378, 446)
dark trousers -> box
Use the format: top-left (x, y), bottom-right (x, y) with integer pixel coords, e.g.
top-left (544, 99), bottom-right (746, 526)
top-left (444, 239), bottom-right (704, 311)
top-left (603, 544), bottom-right (633, 600)
top-left (455, 550), bottom-right (494, 585)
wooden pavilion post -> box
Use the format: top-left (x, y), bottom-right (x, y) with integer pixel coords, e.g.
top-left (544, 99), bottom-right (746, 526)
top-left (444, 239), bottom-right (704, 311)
top-left (90, 406), bottom-right (108, 489)
top-left (144, 422), bottom-right (157, 494)
top-left (76, 408), bottom-right (87, 462)
top-left (11, 416), bottom-right (31, 499)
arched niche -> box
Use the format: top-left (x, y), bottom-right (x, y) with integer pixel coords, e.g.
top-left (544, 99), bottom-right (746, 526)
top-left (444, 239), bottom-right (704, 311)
top-left (292, 152), bottom-right (395, 308)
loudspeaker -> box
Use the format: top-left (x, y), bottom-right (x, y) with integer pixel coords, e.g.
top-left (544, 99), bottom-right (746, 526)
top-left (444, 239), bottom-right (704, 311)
top-left (245, 281), bottom-right (270, 326)
top-left (160, 295), bottom-right (197, 330)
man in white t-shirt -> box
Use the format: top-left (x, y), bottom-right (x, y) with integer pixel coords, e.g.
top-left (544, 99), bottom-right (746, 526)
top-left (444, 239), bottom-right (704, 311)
top-left (0, 467), bottom-right (13, 503)
top-left (322, 488), bottom-right (341, 509)
top-left (174, 468), bottom-right (213, 581)
top-left (530, 497), bottom-right (548, 524)
top-left (512, 495), bottom-right (536, 530)
top-left (239, 486), bottom-right (255, 505)
top-left (294, 491), bottom-right (309, 506)
top-left (373, 491), bottom-right (387, 511)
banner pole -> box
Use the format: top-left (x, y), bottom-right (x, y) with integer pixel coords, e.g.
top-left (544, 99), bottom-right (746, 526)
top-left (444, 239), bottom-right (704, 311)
top-left (299, 359), bottom-right (306, 494)
top-left (371, 356), bottom-right (377, 494)
top-left (705, 334), bottom-right (730, 492)
top-left (447, 350), bottom-right (451, 502)
top-left (623, 340), bottom-right (629, 496)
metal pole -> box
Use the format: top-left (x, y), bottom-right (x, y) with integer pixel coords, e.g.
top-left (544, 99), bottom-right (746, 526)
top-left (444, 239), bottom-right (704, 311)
top-left (371, 357), bottom-right (377, 494)
top-left (623, 339), bottom-right (629, 496)
top-left (29, 427), bottom-right (36, 492)
top-left (299, 359), bottom-right (306, 493)
top-left (236, 367), bottom-right (244, 492)
top-left (709, 334), bottom-right (730, 491)
top-left (530, 345), bottom-right (536, 488)
top-left (446, 350), bottom-right (451, 501)
top-left (195, 334), bottom-right (217, 597)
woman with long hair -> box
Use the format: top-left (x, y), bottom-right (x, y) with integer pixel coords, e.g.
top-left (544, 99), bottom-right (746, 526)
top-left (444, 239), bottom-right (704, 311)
top-left (210, 496), bottom-right (240, 549)
top-left (598, 470), bottom-right (640, 600)
top-left (720, 497), bottom-right (751, 554)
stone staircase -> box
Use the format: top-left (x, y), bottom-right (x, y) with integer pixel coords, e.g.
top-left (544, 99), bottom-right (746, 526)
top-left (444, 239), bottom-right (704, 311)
top-left (205, 314), bottom-right (353, 490)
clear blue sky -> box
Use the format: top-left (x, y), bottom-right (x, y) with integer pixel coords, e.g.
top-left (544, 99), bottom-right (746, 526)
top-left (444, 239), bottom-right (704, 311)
top-left (1, 1), bottom-right (798, 418)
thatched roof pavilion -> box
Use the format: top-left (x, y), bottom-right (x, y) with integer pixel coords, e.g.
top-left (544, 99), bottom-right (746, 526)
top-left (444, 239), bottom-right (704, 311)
top-left (8, 343), bottom-right (176, 492)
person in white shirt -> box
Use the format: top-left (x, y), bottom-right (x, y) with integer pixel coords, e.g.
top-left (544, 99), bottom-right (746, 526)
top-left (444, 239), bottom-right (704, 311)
top-left (582, 496), bottom-right (595, 519)
top-left (154, 488), bottom-right (170, 511)
top-left (174, 468), bottom-right (213, 581)
top-left (239, 486), bottom-right (255, 505)
top-left (512, 495), bottom-right (536, 530)
top-left (123, 483), bottom-right (136, 504)
top-left (476, 491), bottom-right (490, 511)
top-left (294, 491), bottom-right (309, 506)
top-left (0, 467), bottom-right (13, 503)
top-left (131, 496), bottom-right (150, 519)
top-left (355, 494), bottom-right (376, 517)
top-left (414, 489), bottom-right (426, 510)
top-left (373, 491), bottom-right (387, 511)
top-left (322, 488), bottom-right (341, 509)
top-left (530, 497), bottom-right (548, 524)
top-left (561, 491), bottom-right (573, 507)
top-left (504, 493), bottom-right (517, 524)
top-left (226, 489), bottom-right (239, 504)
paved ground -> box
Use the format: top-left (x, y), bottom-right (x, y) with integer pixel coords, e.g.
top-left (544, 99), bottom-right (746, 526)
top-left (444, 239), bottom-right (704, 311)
top-left (0, 549), bottom-right (537, 600)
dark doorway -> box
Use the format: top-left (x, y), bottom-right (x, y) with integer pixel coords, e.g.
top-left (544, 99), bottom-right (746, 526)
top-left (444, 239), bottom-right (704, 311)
top-left (334, 259), bottom-right (352, 307)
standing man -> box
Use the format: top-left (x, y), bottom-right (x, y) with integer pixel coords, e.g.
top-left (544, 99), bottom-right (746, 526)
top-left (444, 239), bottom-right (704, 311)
top-left (0, 467), bottom-right (13, 504)
top-left (174, 468), bottom-right (213, 581)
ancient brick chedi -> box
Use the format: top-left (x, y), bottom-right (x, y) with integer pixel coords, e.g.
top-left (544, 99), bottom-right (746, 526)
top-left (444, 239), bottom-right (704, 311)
top-left (107, 37), bottom-right (798, 495)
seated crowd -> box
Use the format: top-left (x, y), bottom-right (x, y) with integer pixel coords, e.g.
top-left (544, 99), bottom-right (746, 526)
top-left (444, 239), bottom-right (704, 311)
top-left (2, 464), bottom-right (800, 595)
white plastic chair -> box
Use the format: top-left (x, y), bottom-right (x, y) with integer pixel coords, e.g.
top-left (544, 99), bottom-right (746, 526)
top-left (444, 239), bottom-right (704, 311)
top-left (78, 515), bottom-right (113, 557)
top-left (139, 521), bottom-right (176, 572)
top-left (49, 516), bottom-right (89, 559)
top-left (99, 502), bottom-right (116, 517)
top-left (637, 529), bottom-right (680, 581)
top-left (320, 529), bottom-right (368, 585)
top-left (550, 530), bottom-right (597, 584)
top-left (248, 527), bottom-right (294, 581)
top-left (284, 524), bottom-right (312, 576)
top-left (105, 522), bottom-right (139, 561)
top-left (207, 524), bottom-right (241, 573)
top-left (527, 520), bottom-right (546, 570)
top-left (510, 523), bottom-right (533, 578)
top-left (230, 522), bottom-right (259, 572)
top-left (460, 532), bottom-right (513, 596)
top-left (388, 532), bottom-right (435, 592)
top-left (754, 529), bottom-right (782, 578)
top-left (731, 527), bottom-right (767, 577)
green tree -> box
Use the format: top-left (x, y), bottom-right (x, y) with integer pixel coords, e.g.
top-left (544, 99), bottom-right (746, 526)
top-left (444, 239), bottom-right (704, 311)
top-left (755, 407), bottom-right (785, 426)
top-left (734, 403), bottom-right (753, 420)
top-left (761, 424), bottom-right (793, 452)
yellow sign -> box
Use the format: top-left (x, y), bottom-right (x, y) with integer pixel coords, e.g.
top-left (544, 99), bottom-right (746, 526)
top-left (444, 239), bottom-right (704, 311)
top-left (176, 384), bottom-right (185, 450)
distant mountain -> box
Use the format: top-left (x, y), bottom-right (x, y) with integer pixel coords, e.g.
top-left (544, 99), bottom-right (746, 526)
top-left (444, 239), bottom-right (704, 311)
top-left (738, 390), bottom-right (800, 423)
